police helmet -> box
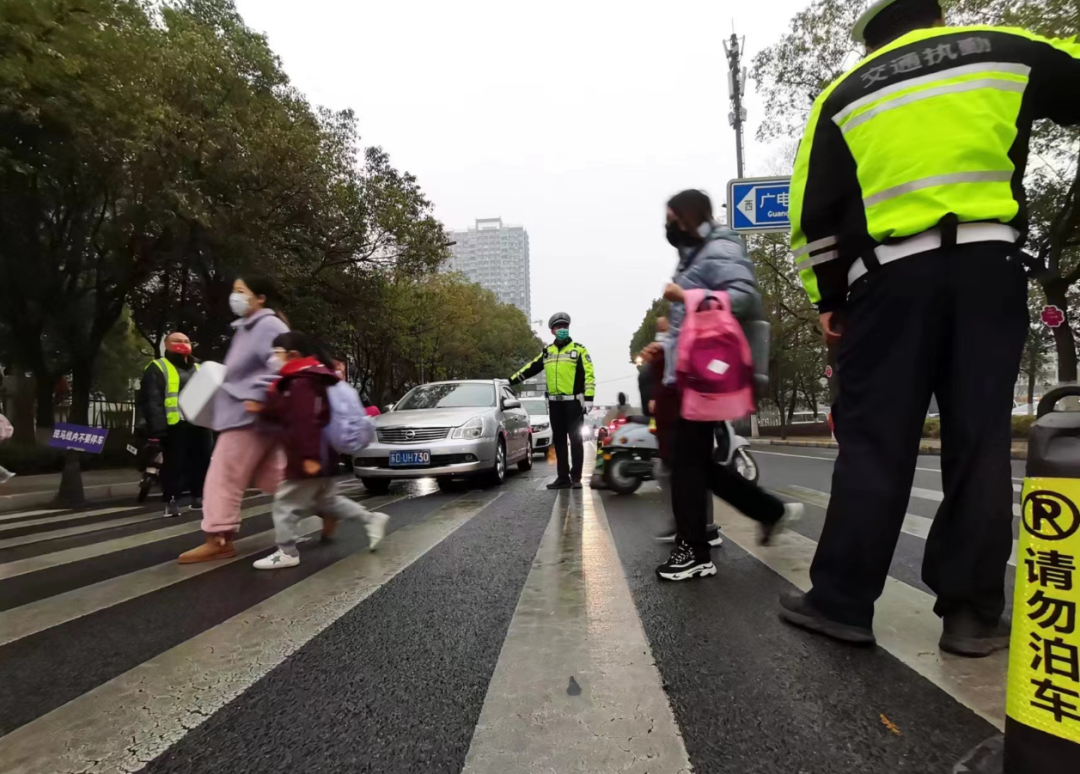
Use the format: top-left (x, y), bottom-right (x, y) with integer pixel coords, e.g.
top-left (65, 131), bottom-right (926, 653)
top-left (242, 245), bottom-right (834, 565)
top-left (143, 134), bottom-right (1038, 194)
top-left (548, 312), bottom-right (571, 329)
top-left (853, 0), bottom-right (943, 47)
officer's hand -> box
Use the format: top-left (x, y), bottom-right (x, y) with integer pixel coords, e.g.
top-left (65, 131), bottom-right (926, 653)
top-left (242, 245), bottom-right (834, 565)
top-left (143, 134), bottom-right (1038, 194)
top-left (820, 312), bottom-right (842, 343)
top-left (648, 400), bottom-right (656, 414)
top-left (245, 400), bottom-right (263, 414)
top-left (641, 342), bottom-right (663, 363)
top-left (663, 283), bottom-right (685, 303)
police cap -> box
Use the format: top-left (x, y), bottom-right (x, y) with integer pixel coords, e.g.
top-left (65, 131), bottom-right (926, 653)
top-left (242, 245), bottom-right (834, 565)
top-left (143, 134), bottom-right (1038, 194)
top-left (548, 312), bottom-right (571, 328)
top-left (853, 0), bottom-right (943, 48)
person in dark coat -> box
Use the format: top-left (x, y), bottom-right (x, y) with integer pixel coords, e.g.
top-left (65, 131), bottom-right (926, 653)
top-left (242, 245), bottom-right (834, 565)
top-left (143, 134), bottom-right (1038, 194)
top-left (137, 332), bottom-right (212, 516)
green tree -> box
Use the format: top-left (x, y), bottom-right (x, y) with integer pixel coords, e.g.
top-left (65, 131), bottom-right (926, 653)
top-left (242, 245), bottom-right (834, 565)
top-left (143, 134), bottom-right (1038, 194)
top-left (628, 298), bottom-right (670, 362)
top-left (751, 0), bottom-right (1080, 380)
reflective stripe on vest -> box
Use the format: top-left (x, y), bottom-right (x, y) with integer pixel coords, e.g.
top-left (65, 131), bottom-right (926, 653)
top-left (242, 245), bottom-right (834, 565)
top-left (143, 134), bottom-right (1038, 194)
top-left (148, 359), bottom-right (199, 425)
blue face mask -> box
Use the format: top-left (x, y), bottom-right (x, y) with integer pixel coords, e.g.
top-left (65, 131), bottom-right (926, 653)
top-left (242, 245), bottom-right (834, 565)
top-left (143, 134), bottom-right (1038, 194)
top-left (555, 329), bottom-right (570, 341)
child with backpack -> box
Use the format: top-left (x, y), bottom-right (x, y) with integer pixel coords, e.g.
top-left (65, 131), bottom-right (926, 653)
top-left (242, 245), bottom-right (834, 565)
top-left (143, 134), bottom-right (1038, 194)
top-left (248, 332), bottom-right (387, 570)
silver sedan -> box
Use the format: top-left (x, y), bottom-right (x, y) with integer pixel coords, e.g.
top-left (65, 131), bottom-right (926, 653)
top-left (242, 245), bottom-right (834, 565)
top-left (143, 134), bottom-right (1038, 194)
top-left (353, 380), bottom-right (533, 493)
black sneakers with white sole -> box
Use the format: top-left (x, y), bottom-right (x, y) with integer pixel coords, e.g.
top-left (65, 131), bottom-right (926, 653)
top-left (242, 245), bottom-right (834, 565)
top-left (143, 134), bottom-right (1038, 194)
top-left (656, 543), bottom-right (717, 581)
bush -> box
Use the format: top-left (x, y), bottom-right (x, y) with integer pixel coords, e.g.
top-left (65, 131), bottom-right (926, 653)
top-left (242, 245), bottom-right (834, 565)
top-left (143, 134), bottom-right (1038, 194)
top-left (1012, 414), bottom-right (1037, 439)
top-left (923, 418), bottom-right (941, 439)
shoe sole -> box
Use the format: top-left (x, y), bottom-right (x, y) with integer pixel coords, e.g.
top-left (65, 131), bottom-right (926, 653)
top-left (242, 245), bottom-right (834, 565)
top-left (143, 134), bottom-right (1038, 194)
top-left (657, 563), bottom-right (717, 581)
top-left (939, 634), bottom-right (1010, 658)
top-left (253, 560), bottom-right (300, 570)
top-left (708, 534), bottom-right (724, 547)
top-left (367, 514), bottom-right (390, 552)
top-left (778, 606), bottom-right (876, 645)
top-left (178, 550), bottom-right (236, 565)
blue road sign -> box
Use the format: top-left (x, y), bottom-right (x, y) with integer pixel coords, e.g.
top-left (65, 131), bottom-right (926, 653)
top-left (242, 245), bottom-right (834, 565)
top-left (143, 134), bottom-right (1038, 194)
top-left (727, 177), bottom-right (792, 233)
top-left (47, 423), bottom-right (108, 454)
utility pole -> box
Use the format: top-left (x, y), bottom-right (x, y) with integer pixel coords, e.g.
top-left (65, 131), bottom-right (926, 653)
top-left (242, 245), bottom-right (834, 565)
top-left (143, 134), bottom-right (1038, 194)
top-left (724, 31), bottom-right (748, 179)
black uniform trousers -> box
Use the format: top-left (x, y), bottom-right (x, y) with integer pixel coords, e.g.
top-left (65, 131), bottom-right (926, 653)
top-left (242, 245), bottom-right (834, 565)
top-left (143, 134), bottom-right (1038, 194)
top-left (808, 243), bottom-right (1027, 629)
top-left (672, 418), bottom-right (784, 557)
top-left (549, 400), bottom-right (584, 482)
top-left (161, 420), bottom-right (212, 501)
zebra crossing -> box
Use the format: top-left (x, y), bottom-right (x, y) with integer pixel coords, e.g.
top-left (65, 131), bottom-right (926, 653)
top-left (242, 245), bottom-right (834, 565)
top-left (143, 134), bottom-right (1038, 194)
top-left (0, 452), bottom-right (1011, 774)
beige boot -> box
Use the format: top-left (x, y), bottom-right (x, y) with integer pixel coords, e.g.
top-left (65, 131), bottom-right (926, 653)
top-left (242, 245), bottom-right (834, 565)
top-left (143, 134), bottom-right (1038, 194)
top-left (178, 533), bottom-right (236, 564)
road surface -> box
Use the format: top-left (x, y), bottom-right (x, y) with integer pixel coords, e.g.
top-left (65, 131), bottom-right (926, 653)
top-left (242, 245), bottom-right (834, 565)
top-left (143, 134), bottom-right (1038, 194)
top-left (0, 447), bottom-right (1018, 773)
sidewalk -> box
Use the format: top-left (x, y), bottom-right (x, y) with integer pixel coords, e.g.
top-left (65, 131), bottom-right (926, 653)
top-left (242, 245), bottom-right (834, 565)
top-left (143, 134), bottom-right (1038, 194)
top-left (0, 468), bottom-right (142, 513)
top-left (751, 437), bottom-right (1029, 460)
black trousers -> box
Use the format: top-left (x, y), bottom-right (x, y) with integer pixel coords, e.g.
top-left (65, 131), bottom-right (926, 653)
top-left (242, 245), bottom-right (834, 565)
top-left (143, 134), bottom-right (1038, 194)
top-left (672, 418), bottom-right (784, 556)
top-left (808, 244), bottom-right (1027, 629)
top-left (549, 400), bottom-right (584, 482)
top-left (161, 421), bottom-right (212, 501)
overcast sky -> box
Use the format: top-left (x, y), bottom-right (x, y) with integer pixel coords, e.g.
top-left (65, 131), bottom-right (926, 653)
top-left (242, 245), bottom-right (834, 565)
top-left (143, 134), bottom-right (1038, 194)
top-left (235, 0), bottom-right (814, 402)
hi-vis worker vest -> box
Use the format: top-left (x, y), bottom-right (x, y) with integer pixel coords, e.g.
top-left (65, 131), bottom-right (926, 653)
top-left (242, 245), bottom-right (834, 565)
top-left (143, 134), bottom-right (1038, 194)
top-left (512, 342), bottom-right (596, 399)
top-left (789, 25), bottom-right (1080, 311)
top-left (146, 359), bottom-right (199, 426)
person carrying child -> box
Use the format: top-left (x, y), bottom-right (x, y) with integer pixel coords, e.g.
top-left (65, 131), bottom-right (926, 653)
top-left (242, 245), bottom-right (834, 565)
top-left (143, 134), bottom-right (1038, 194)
top-left (248, 332), bottom-right (388, 570)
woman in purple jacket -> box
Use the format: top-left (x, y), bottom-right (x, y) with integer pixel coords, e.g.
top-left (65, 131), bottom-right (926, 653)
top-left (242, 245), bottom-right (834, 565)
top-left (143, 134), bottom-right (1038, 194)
top-left (178, 276), bottom-right (290, 564)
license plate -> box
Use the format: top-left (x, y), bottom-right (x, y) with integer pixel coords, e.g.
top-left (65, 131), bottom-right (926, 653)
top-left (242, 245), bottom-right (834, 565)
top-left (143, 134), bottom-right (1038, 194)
top-left (389, 450), bottom-right (430, 467)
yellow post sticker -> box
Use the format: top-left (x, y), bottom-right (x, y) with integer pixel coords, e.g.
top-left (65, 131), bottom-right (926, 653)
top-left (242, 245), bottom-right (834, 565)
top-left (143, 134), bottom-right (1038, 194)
top-left (1007, 478), bottom-right (1080, 743)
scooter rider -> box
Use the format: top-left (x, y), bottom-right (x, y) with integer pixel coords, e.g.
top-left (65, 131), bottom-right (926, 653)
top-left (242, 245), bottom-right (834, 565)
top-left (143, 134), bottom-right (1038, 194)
top-left (510, 312), bottom-right (596, 489)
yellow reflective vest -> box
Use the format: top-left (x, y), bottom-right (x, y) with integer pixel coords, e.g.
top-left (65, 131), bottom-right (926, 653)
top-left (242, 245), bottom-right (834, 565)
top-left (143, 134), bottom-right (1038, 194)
top-left (146, 358), bottom-right (199, 426)
top-left (789, 25), bottom-right (1080, 311)
top-left (511, 340), bottom-right (596, 398)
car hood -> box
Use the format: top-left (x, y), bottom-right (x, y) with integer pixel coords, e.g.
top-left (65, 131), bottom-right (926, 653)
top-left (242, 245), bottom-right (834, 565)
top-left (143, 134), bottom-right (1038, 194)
top-left (377, 408), bottom-right (493, 429)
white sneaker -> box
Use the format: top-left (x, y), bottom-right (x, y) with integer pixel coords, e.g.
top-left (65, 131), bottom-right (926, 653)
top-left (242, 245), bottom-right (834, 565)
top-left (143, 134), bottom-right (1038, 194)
top-left (366, 512), bottom-right (390, 552)
top-left (0, 470), bottom-right (14, 485)
top-left (253, 549), bottom-right (300, 570)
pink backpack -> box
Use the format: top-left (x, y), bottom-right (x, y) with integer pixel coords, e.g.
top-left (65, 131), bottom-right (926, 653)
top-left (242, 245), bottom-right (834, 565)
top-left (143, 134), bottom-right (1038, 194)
top-left (676, 289), bottom-right (755, 421)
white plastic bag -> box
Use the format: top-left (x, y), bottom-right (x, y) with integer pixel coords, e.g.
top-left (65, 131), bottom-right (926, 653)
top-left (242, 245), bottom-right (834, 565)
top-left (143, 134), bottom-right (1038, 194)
top-left (178, 362), bottom-right (226, 429)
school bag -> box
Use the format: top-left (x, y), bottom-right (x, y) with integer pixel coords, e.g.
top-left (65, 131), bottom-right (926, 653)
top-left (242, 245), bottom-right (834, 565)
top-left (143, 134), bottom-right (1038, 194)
top-left (323, 381), bottom-right (375, 453)
top-left (676, 289), bottom-right (755, 422)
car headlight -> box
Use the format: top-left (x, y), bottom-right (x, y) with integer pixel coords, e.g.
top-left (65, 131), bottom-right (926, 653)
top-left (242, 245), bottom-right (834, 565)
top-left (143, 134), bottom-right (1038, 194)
top-left (451, 416), bottom-right (489, 440)
top-left (531, 422), bottom-right (550, 431)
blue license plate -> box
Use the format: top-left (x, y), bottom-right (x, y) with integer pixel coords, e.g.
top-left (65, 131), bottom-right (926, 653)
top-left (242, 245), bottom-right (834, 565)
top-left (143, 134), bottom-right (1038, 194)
top-left (389, 450), bottom-right (430, 467)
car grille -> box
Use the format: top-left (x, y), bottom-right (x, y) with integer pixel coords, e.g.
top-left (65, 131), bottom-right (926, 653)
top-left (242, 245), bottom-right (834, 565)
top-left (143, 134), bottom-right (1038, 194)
top-left (377, 427), bottom-right (451, 444)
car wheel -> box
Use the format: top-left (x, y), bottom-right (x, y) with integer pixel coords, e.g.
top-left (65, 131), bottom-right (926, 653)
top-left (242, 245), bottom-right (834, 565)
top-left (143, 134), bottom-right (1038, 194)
top-left (518, 439), bottom-right (534, 471)
top-left (734, 449), bottom-right (760, 484)
top-left (486, 440), bottom-right (507, 487)
top-left (605, 454), bottom-right (642, 495)
top-left (361, 478), bottom-right (391, 495)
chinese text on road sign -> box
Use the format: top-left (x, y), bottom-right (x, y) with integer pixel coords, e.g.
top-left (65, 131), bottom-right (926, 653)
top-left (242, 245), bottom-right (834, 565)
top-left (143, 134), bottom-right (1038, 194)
top-left (727, 177), bottom-right (791, 234)
top-left (47, 423), bottom-right (108, 454)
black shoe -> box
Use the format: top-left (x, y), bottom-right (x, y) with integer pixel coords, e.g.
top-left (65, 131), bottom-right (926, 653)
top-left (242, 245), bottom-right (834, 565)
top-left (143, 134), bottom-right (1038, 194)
top-left (778, 590), bottom-right (876, 645)
top-left (571, 481), bottom-right (583, 489)
top-left (547, 479), bottom-right (572, 490)
top-left (163, 498), bottom-right (181, 518)
top-left (760, 502), bottom-right (803, 546)
top-left (188, 498), bottom-right (203, 512)
top-left (656, 542), bottom-right (716, 581)
top-left (940, 610), bottom-right (1011, 658)
top-left (706, 527), bottom-right (724, 547)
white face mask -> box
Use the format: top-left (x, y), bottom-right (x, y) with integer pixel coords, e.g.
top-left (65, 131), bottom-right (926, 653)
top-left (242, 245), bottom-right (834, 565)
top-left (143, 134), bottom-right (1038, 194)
top-left (229, 292), bottom-right (250, 318)
top-left (267, 354), bottom-right (283, 373)
top-left (655, 332), bottom-right (669, 343)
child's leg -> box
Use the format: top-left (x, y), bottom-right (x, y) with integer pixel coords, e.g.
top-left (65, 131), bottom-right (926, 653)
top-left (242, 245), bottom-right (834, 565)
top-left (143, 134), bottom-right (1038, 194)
top-left (315, 481), bottom-right (378, 524)
top-left (272, 479), bottom-right (319, 556)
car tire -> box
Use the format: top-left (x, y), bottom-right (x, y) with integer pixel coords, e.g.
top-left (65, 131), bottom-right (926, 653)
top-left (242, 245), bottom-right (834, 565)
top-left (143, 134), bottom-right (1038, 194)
top-left (361, 478), bottom-right (391, 495)
top-left (733, 448), bottom-right (760, 484)
top-left (518, 440), bottom-right (534, 471)
top-left (486, 440), bottom-right (507, 487)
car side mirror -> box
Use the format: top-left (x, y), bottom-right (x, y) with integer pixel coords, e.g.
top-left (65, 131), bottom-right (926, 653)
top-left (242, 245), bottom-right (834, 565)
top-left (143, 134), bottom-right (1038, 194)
top-left (502, 398), bottom-right (521, 410)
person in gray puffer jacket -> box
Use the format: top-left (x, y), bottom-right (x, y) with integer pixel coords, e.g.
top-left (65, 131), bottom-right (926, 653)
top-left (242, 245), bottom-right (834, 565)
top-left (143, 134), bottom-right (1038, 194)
top-left (655, 189), bottom-right (801, 584)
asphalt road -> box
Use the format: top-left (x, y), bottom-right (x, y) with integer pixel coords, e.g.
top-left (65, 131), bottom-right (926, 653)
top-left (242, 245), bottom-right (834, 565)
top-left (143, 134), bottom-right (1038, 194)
top-left (0, 447), bottom-right (1012, 773)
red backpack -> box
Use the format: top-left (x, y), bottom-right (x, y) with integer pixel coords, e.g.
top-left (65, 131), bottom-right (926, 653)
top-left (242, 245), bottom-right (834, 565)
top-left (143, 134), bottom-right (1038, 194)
top-left (676, 289), bottom-right (755, 421)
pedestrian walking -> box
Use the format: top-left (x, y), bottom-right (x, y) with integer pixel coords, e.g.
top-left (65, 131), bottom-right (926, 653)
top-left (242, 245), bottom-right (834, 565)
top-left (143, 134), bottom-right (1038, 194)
top-left (248, 332), bottom-right (388, 569)
top-left (137, 332), bottom-right (213, 516)
top-left (0, 411), bottom-right (13, 485)
top-left (639, 316), bottom-right (722, 547)
top-left (177, 276), bottom-right (289, 564)
top-left (656, 190), bottom-right (800, 582)
top-left (780, 0), bottom-right (1080, 655)
top-left (509, 313), bottom-right (596, 489)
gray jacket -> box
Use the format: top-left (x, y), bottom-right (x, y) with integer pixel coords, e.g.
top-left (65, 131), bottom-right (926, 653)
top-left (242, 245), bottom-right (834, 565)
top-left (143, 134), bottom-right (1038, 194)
top-left (663, 222), bottom-right (767, 386)
top-left (213, 309), bottom-right (290, 432)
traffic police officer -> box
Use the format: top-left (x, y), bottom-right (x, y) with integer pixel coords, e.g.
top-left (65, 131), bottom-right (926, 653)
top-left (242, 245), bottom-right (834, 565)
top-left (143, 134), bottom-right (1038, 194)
top-left (137, 332), bottom-right (212, 517)
top-left (780, 0), bottom-right (1080, 656)
top-left (510, 312), bottom-right (596, 489)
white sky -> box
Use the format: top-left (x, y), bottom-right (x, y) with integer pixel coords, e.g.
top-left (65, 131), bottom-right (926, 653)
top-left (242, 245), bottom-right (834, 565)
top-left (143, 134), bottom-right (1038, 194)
top-left (235, 0), bottom-right (812, 402)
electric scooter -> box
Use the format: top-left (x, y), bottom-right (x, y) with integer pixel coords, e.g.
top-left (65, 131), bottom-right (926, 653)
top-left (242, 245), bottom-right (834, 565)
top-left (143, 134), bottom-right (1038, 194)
top-left (603, 419), bottom-right (758, 495)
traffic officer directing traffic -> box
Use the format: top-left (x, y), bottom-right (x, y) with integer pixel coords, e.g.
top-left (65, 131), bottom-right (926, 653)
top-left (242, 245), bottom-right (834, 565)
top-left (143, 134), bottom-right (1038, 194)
top-left (510, 312), bottom-right (596, 489)
top-left (137, 332), bottom-right (213, 517)
top-left (781, 0), bottom-right (1080, 656)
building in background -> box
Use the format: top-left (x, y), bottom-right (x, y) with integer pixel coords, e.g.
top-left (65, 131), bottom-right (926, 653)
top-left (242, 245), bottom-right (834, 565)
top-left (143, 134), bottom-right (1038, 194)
top-left (446, 218), bottom-right (531, 319)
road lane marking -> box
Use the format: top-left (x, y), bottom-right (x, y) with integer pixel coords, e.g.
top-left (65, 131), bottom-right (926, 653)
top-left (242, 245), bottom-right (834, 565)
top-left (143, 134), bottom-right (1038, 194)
top-left (713, 500), bottom-right (1008, 730)
top-left (462, 488), bottom-right (691, 774)
top-left (0, 506), bottom-right (142, 535)
top-left (0, 490), bottom-right (504, 774)
top-left (776, 486), bottom-right (1019, 567)
top-left (908, 486), bottom-right (1021, 517)
top-left (0, 509), bottom-right (69, 524)
top-left (753, 449), bottom-right (943, 473)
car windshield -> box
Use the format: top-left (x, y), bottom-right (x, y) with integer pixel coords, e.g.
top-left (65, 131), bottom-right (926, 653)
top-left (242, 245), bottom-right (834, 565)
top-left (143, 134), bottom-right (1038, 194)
top-left (520, 399), bottom-right (547, 416)
top-left (395, 383), bottom-right (496, 411)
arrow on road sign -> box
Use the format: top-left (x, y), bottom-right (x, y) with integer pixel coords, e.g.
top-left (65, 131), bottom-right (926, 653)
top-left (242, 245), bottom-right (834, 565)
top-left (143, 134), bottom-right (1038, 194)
top-left (727, 177), bottom-right (792, 233)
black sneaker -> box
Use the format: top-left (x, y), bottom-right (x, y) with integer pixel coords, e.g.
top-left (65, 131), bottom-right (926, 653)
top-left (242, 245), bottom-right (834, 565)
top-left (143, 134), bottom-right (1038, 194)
top-left (940, 610), bottom-right (1011, 658)
top-left (188, 498), bottom-right (203, 512)
top-left (163, 498), bottom-right (181, 518)
top-left (761, 502), bottom-right (803, 546)
top-left (547, 479), bottom-right (572, 490)
top-left (656, 542), bottom-right (716, 581)
top-left (778, 590), bottom-right (876, 645)
top-left (706, 527), bottom-right (724, 547)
